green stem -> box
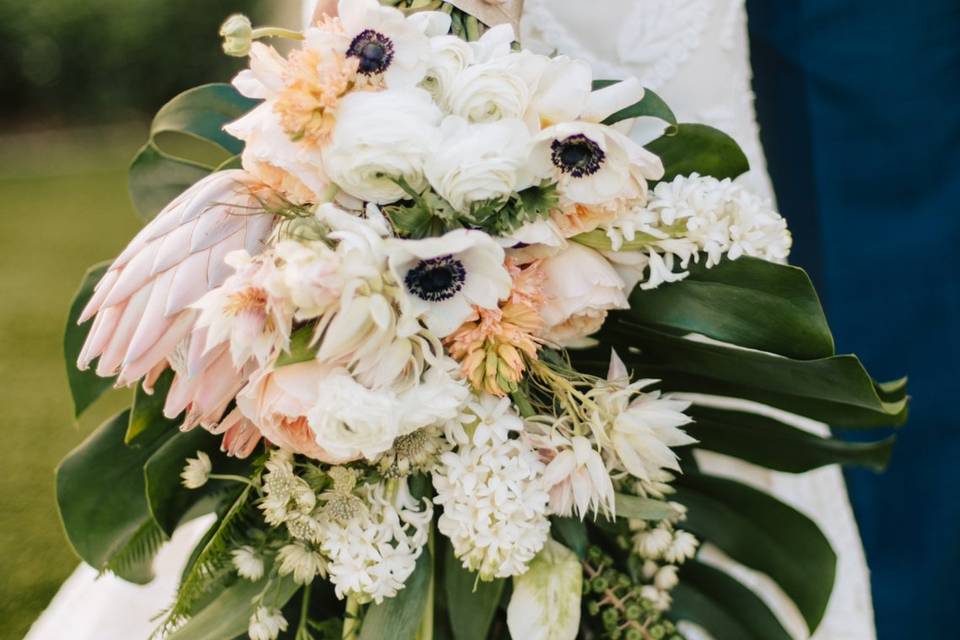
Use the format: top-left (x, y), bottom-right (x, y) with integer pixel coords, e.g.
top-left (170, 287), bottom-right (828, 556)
top-left (342, 595), bottom-right (361, 640)
top-left (416, 527), bottom-right (436, 640)
top-left (208, 473), bottom-right (258, 488)
top-left (297, 583), bottom-right (312, 640)
top-left (251, 26), bottom-right (304, 41)
top-left (510, 389), bottom-right (536, 418)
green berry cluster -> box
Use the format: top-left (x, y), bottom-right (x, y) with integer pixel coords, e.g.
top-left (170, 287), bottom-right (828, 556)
top-left (583, 546), bottom-right (684, 640)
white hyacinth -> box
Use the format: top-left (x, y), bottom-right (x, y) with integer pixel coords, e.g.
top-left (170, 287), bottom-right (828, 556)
top-left (180, 451), bottom-right (212, 489)
top-left (231, 545), bottom-right (265, 582)
top-left (434, 396), bottom-right (551, 580)
top-left (602, 173), bottom-right (793, 290)
top-left (317, 479), bottom-right (432, 604)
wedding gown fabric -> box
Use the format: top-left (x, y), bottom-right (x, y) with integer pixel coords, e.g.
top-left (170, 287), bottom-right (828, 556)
top-left (520, 2), bottom-right (875, 639)
top-left (28, 2), bottom-right (873, 638)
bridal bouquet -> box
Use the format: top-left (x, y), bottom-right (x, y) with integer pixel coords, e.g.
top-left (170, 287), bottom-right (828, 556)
top-left (57, 2), bottom-right (908, 639)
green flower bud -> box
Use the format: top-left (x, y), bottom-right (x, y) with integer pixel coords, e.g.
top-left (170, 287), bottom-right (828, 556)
top-left (625, 629), bottom-right (644, 640)
top-left (625, 603), bottom-right (642, 620)
top-left (220, 14), bottom-right (253, 57)
top-left (602, 607), bottom-right (620, 627)
top-left (649, 624), bottom-right (666, 639)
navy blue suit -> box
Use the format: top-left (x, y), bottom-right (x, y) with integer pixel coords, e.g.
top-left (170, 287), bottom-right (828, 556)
top-left (747, 1), bottom-right (960, 635)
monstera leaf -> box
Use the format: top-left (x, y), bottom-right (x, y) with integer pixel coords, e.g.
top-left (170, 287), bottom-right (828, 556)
top-left (63, 261), bottom-right (115, 417)
top-left (129, 83), bottom-right (258, 219)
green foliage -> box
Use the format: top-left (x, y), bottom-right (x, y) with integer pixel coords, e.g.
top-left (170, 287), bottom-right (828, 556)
top-left (63, 261), bottom-right (116, 417)
top-left (623, 256), bottom-right (835, 360)
top-left (685, 405), bottom-right (896, 473)
top-left (592, 81), bottom-right (678, 126)
top-left (276, 325), bottom-right (320, 368)
top-left (582, 545), bottom-right (683, 640)
top-left (645, 123), bottom-right (750, 182)
top-left (169, 563), bottom-right (298, 640)
top-left (674, 472), bottom-right (836, 632)
top-left (386, 180), bottom-right (559, 239)
top-left (442, 540), bottom-right (505, 640)
top-left (129, 83), bottom-right (258, 218)
top-left (614, 493), bottom-right (678, 521)
top-left (671, 561), bottom-right (791, 640)
top-left (0, 0), bottom-right (263, 126)
top-left (165, 485), bottom-right (261, 628)
top-left (56, 410), bottom-right (172, 583)
top-left (575, 322), bottom-right (908, 427)
top-left (359, 546), bottom-right (433, 640)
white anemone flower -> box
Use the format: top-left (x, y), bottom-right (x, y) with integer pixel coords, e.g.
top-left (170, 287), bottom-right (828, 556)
top-left (526, 76), bottom-right (664, 204)
top-left (325, 0), bottom-right (448, 88)
top-left (530, 121), bottom-right (664, 205)
top-left (388, 229), bottom-right (512, 337)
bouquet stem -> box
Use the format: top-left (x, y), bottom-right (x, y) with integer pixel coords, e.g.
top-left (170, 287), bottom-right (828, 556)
top-left (342, 595), bottom-right (360, 640)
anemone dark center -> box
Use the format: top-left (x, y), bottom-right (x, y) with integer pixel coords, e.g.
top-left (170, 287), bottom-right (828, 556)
top-left (347, 29), bottom-right (395, 75)
top-left (550, 134), bottom-right (606, 178)
top-left (405, 256), bottom-right (466, 303)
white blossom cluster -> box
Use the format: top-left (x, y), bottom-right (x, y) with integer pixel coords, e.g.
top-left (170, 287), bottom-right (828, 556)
top-left (603, 173), bottom-right (793, 290)
top-left (318, 480), bottom-right (433, 604)
top-left (433, 397), bottom-right (551, 579)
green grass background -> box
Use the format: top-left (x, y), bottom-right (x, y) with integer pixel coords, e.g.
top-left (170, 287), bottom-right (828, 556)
top-left (0, 126), bottom-right (146, 639)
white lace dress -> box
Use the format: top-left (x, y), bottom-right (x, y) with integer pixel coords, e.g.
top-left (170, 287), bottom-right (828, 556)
top-left (520, 2), bottom-right (875, 638)
top-left (28, 2), bottom-right (874, 638)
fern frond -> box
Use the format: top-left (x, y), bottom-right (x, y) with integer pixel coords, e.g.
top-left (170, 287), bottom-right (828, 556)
top-left (156, 484), bottom-right (257, 635)
top-left (103, 519), bottom-right (168, 582)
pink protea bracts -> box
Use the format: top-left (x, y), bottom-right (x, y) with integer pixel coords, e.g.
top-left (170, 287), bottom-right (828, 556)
top-left (76, 170), bottom-right (276, 386)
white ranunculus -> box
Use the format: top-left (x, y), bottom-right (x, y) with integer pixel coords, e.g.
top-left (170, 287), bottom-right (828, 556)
top-left (322, 88), bottom-right (442, 203)
top-left (539, 243), bottom-right (628, 345)
top-left (421, 35), bottom-right (474, 107)
top-left (307, 364), bottom-right (467, 461)
top-left (388, 229), bottom-right (512, 337)
top-left (425, 117), bottom-right (534, 211)
top-left (446, 54), bottom-right (537, 124)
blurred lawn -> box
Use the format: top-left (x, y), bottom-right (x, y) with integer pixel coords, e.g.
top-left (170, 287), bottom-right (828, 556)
top-left (0, 126), bottom-right (147, 639)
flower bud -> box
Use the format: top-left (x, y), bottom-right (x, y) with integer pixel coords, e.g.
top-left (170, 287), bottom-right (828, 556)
top-left (220, 14), bottom-right (253, 57)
